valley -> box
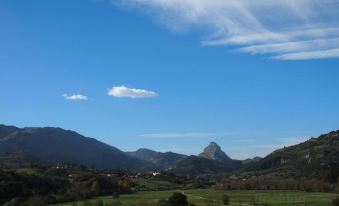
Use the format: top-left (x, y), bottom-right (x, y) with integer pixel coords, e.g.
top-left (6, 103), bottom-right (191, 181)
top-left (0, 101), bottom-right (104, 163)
top-left (0, 124), bottom-right (339, 206)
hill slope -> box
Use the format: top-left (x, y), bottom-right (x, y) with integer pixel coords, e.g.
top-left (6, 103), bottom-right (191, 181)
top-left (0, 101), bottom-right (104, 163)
top-left (0, 125), bottom-right (145, 169)
top-left (246, 130), bottom-right (339, 181)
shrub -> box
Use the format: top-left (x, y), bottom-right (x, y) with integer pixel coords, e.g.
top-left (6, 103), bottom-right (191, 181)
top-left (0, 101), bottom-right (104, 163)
top-left (168, 192), bottom-right (188, 206)
top-left (221, 194), bottom-right (230, 205)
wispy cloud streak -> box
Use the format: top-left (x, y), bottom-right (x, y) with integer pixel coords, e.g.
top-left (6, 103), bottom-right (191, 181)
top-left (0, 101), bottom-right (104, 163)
top-left (113, 0), bottom-right (339, 60)
top-left (140, 132), bottom-right (226, 138)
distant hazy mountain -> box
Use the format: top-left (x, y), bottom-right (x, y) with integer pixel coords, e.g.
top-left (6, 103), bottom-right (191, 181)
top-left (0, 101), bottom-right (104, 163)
top-left (127, 148), bottom-right (158, 161)
top-left (245, 130), bottom-right (339, 180)
top-left (126, 148), bottom-right (186, 169)
top-left (0, 124), bottom-right (147, 170)
top-left (242, 156), bottom-right (262, 164)
top-left (199, 142), bottom-right (231, 161)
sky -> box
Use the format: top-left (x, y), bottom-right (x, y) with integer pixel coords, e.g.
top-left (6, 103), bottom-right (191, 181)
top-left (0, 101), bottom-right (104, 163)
top-left (0, 0), bottom-right (339, 159)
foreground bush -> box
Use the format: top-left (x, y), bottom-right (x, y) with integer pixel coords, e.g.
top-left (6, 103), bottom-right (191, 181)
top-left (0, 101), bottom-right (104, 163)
top-left (168, 192), bottom-right (188, 206)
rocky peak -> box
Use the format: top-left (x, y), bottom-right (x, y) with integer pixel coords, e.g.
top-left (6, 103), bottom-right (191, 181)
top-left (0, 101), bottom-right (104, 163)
top-left (199, 142), bottom-right (231, 161)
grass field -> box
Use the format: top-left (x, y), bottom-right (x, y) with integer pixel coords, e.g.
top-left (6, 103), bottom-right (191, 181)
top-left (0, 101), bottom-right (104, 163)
top-left (52, 189), bottom-right (338, 206)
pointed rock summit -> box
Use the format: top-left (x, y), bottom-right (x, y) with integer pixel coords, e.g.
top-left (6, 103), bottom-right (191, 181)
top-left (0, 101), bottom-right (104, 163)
top-left (199, 142), bottom-right (231, 161)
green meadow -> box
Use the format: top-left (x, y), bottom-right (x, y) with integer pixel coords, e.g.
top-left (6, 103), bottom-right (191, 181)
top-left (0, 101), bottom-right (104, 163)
top-left (52, 189), bottom-right (338, 206)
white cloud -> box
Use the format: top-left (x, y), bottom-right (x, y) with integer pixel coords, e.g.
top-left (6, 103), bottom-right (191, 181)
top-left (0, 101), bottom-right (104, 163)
top-left (63, 94), bottom-right (88, 101)
top-left (113, 0), bottom-right (339, 60)
top-left (140, 132), bottom-right (226, 138)
top-left (108, 85), bottom-right (158, 98)
top-left (274, 48), bottom-right (339, 60)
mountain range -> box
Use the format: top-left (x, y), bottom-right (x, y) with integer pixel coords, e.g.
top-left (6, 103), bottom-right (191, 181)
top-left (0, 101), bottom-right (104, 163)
top-left (0, 125), bottom-right (145, 169)
top-left (1, 124), bottom-right (338, 180)
top-left (0, 124), bottom-right (245, 172)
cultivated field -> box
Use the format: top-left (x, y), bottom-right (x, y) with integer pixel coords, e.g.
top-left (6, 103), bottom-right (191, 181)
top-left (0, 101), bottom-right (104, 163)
top-left (52, 189), bottom-right (338, 206)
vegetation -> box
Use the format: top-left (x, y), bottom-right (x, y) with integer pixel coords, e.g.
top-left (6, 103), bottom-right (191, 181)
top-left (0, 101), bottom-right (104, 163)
top-left (0, 165), bottom-right (191, 206)
top-left (50, 189), bottom-right (337, 206)
top-left (167, 192), bottom-right (189, 206)
top-left (245, 131), bottom-right (339, 180)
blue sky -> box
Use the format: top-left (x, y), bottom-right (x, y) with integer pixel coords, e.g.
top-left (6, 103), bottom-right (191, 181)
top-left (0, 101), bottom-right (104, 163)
top-left (0, 0), bottom-right (339, 159)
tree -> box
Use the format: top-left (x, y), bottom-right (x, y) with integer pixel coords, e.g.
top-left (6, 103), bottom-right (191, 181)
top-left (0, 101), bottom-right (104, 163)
top-left (221, 194), bottom-right (230, 205)
top-left (168, 192), bottom-right (188, 206)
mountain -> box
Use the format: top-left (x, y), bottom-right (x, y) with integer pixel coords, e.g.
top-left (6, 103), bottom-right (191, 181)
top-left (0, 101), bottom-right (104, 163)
top-left (126, 148), bottom-right (186, 169)
top-left (245, 130), bottom-right (339, 181)
top-left (172, 155), bottom-right (242, 176)
top-left (127, 148), bottom-right (158, 161)
top-left (172, 142), bottom-right (241, 176)
top-left (0, 125), bottom-right (19, 140)
top-left (199, 142), bottom-right (231, 161)
top-left (0, 124), bottom-right (147, 170)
